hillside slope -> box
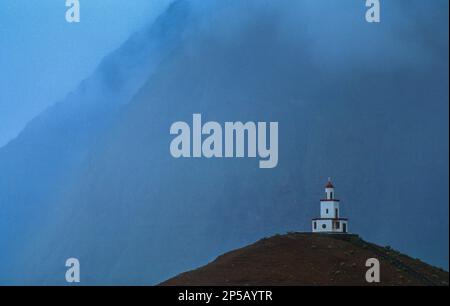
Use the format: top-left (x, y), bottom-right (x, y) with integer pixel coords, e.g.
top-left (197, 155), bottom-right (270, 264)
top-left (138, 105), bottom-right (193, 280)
top-left (161, 233), bottom-right (449, 286)
top-left (0, 0), bottom-right (189, 283)
top-left (1, 0), bottom-right (448, 284)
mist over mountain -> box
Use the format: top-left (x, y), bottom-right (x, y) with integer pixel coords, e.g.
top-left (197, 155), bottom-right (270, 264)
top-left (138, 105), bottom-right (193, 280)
top-left (0, 0), bottom-right (187, 282)
top-left (0, 0), bottom-right (448, 284)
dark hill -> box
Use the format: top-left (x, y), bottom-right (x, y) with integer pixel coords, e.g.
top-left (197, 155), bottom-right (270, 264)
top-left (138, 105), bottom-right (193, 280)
top-left (161, 233), bottom-right (449, 286)
top-left (1, 0), bottom-right (448, 284)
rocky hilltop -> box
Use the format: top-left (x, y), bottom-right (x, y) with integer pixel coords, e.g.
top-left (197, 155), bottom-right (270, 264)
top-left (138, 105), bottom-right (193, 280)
top-left (161, 233), bottom-right (449, 286)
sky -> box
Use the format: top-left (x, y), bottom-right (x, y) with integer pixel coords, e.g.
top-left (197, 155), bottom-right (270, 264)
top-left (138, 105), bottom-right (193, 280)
top-left (0, 0), bottom-right (172, 147)
top-left (0, 0), bottom-right (448, 284)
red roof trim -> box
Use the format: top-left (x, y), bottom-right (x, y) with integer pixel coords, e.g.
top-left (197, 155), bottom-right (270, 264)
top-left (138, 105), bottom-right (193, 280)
top-left (312, 218), bottom-right (348, 221)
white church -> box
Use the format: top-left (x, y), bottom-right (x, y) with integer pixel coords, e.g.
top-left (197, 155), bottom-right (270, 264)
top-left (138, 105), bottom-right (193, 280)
top-left (312, 179), bottom-right (348, 233)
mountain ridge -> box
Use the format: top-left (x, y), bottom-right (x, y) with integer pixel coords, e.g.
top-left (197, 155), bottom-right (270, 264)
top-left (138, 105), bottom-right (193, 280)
top-left (0, 0), bottom-right (190, 282)
top-left (0, 0), bottom-right (448, 285)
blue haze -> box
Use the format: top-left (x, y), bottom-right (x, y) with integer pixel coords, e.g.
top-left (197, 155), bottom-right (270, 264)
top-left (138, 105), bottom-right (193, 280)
top-left (0, 0), bottom-right (171, 147)
top-left (0, 0), bottom-right (448, 284)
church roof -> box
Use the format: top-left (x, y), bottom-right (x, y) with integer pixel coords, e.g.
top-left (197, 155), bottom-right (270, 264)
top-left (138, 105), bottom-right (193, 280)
top-left (325, 181), bottom-right (334, 188)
